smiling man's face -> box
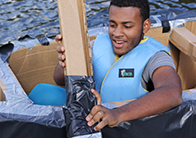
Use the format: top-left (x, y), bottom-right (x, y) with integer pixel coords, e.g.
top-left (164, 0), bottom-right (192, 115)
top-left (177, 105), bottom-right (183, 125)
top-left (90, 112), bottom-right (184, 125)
top-left (108, 5), bottom-right (145, 56)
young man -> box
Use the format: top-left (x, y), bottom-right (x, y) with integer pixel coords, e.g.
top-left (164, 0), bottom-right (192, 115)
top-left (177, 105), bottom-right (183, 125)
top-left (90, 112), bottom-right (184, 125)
top-left (54, 0), bottom-right (182, 131)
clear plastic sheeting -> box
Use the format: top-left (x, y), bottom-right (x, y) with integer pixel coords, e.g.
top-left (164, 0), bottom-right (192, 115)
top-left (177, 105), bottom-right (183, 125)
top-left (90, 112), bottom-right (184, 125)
top-left (0, 58), bottom-right (66, 137)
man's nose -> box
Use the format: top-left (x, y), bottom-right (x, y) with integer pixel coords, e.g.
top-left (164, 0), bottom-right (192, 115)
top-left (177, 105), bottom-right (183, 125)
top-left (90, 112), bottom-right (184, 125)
top-left (113, 26), bottom-right (123, 37)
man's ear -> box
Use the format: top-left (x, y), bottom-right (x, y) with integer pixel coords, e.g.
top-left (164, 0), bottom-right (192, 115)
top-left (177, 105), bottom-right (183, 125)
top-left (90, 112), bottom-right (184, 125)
top-left (143, 18), bottom-right (151, 34)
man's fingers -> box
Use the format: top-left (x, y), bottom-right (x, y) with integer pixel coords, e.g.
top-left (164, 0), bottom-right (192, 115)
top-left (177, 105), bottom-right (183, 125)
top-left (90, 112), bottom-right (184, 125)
top-left (86, 113), bottom-right (92, 122)
top-left (55, 34), bottom-right (66, 68)
top-left (86, 105), bottom-right (101, 122)
top-left (55, 34), bottom-right (63, 45)
top-left (87, 110), bottom-right (105, 127)
top-left (56, 46), bottom-right (66, 68)
top-left (59, 61), bottom-right (66, 68)
top-left (94, 119), bottom-right (108, 131)
top-left (57, 53), bottom-right (65, 61)
top-left (91, 89), bottom-right (101, 105)
top-left (56, 45), bottom-right (65, 54)
top-left (55, 34), bottom-right (62, 40)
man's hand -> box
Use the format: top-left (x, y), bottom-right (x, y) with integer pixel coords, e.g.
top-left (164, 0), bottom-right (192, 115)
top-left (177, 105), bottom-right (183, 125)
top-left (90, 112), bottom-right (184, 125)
top-left (86, 89), bottom-right (120, 131)
top-left (55, 34), bottom-right (66, 68)
top-left (53, 34), bottom-right (66, 86)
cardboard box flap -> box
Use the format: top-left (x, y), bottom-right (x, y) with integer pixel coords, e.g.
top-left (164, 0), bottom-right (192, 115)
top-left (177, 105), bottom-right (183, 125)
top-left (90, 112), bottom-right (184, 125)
top-left (9, 41), bottom-right (60, 94)
top-left (170, 27), bottom-right (196, 61)
top-left (9, 41), bottom-right (58, 75)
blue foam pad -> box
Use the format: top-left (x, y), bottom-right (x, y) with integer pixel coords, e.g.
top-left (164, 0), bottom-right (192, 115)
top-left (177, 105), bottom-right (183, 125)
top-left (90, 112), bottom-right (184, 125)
top-left (28, 83), bottom-right (66, 106)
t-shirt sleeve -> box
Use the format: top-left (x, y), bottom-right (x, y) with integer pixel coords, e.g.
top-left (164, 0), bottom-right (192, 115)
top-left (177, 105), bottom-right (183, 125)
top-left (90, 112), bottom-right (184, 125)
top-left (142, 51), bottom-right (176, 91)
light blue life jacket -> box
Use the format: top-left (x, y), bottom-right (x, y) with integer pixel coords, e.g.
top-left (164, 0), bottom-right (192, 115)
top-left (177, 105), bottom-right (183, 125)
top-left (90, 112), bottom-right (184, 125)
top-left (92, 33), bottom-right (170, 103)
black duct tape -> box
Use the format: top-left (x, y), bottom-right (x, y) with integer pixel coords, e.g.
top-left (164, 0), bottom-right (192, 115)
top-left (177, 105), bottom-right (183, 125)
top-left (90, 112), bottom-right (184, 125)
top-left (0, 43), bottom-right (14, 63)
top-left (162, 20), bottom-right (170, 33)
top-left (65, 75), bottom-right (98, 138)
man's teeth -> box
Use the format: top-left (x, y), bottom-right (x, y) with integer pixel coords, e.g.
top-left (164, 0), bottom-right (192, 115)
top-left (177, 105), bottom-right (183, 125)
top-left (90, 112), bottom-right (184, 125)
top-left (116, 41), bottom-right (124, 44)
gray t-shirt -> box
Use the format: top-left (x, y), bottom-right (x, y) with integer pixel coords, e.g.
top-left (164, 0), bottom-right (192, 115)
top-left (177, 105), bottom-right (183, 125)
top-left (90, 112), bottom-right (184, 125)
top-left (141, 51), bottom-right (176, 91)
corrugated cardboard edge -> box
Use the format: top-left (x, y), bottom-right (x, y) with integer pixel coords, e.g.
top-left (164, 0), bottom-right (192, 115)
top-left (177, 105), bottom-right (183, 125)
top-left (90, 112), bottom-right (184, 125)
top-left (0, 78), bottom-right (7, 101)
top-left (0, 78), bottom-right (8, 92)
top-left (77, 0), bottom-right (93, 76)
top-left (0, 87), bottom-right (4, 101)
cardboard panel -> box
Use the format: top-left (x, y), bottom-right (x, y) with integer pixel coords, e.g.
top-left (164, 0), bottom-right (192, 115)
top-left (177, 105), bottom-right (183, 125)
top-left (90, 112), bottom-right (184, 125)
top-left (9, 41), bottom-right (60, 94)
top-left (146, 27), bottom-right (170, 46)
top-left (170, 27), bottom-right (196, 61)
top-left (184, 21), bottom-right (196, 35)
top-left (16, 67), bottom-right (58, 95)
top-left (168, 41), bottom-right (180, 71)
top-left (170, 24), bottom-right (196, 90)
top-left (178, 52), bottom-right (196, 90)
top-left (57, 0), bottom-right (92, 76)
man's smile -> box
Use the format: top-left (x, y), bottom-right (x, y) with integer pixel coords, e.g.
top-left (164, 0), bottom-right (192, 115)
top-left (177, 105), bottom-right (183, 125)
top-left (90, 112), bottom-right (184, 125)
top-left (113, 39), bottom-right (126, 48)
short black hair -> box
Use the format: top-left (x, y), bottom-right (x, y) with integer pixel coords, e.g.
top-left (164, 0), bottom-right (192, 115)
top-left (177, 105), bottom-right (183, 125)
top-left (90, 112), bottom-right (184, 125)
top-left (109, 0), bottom-right (150, 22)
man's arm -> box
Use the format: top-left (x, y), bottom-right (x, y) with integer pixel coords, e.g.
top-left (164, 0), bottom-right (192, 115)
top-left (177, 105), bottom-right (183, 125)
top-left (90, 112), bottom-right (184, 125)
top-left (116, 66), bottom-right (182, 122)
top-left (86, 66), bottom-right (183, 131)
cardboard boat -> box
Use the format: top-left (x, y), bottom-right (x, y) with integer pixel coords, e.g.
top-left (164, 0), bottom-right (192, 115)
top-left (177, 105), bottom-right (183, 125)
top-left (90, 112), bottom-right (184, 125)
top-left (1, 10), bottom-right (196, 137)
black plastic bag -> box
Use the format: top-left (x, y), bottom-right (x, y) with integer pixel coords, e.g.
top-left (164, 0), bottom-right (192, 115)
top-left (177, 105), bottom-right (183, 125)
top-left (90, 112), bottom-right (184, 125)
top-left (65, 76), bottom-right (98, 138)
top-left (102, 100), bottom-right (196, 138)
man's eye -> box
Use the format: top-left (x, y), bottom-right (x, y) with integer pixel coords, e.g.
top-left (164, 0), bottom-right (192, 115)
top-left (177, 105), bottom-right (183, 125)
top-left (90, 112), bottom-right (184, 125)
top-left (109, 24), bottom-right (115, 27)
top-left (124, 25), bottom-right (132, 28)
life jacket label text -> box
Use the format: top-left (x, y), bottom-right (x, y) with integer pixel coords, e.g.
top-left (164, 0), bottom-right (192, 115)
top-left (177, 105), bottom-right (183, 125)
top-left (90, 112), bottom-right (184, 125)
top-left (119, 69), bottom-right (134, 78)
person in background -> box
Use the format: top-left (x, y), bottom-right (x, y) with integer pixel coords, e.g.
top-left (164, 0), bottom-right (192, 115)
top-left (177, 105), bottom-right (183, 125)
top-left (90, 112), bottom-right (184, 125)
top-left (54, 0), bottom-right (182, 131)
